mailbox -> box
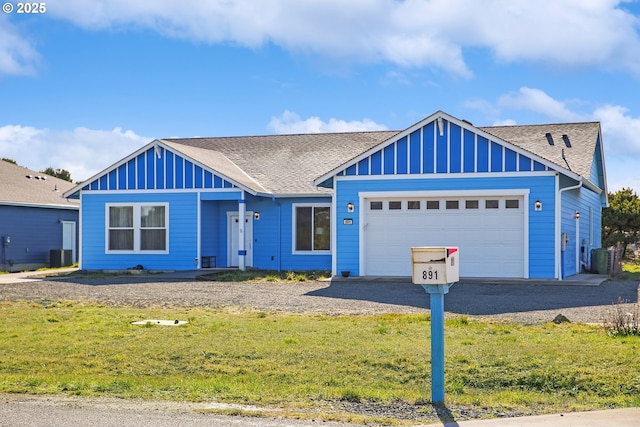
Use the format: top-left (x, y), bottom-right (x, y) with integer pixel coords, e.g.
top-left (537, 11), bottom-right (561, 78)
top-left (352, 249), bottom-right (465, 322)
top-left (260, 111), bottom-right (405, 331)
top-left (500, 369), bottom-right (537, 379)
top-left (411, 247), bottom-right (459, 285)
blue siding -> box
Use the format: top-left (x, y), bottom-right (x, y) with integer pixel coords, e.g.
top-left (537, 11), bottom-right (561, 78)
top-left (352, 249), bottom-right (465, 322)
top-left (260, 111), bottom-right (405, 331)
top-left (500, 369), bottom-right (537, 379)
top-left (146, 149), bottom-right (155, 189)
top-left (127, 159), bottom-right (136, 189)
top-left (175, 155), bottom-right (184, 189)
top-left (371, 151), bottom-right (382, 174)
top-left (423, 122), bottom-right (435, 173)
top-left (82, 192), bottom-right (198, 270)
top-left (346, 164), bottom-right (357, 176)
top-left (335, 175), bottom-right (557, 277)
top-left (156, 150), bottom-right (165, 189)
top-left (491, 142), bottom-right (502, 172)
top-left (436, 121), bottom-right (448, 173)
top-left (117, 165), bottom-right (126, 190)
top-left (519, 155), bottom-right (532, 172)
top-left (0, 205), bottom-right (78, 269)
top-left (384, 144), bottom-right (395, 174)
top-left (505, 148), bottom-right (517, 172)
top-left (477, 136), bottom-right (489, 172)
top-left (409, 130), bottom-right (421, 174)
top-left (463, 130), bottom-right (475, 173)
top-left (449, 123), bottom-right (461, 173)
top-left (396, 136), bottom-right (408, 174)
top-left (137, 153), bottom-right (146, 189)
top-left (82, 145), bottom-right (239, 193)
top-left (358, 158), bottom-right (369, 175)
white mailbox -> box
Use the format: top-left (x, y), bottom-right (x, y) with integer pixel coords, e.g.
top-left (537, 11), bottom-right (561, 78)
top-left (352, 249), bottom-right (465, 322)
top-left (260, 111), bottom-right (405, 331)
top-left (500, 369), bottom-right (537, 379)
top-left (411, 247), bottom-right (459, 285)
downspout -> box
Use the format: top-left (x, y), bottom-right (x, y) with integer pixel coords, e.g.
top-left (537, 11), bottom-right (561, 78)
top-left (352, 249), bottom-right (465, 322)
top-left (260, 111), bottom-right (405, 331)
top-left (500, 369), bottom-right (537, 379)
top-left (556, 179), bottom-right (582, 280)
top-left (238, 191), bottom-right (246, 271)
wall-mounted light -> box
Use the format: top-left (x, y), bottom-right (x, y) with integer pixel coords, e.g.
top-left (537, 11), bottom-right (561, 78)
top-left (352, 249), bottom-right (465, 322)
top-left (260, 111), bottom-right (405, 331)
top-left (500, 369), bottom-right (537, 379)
top-left (534, 200), bottom-right (542, 211)
top-left (254, 211), bottom-right (260, 220)
top-left (347, 202), bottom-right (354, 213)
top-left (574, 211), bottom-right (580, 219)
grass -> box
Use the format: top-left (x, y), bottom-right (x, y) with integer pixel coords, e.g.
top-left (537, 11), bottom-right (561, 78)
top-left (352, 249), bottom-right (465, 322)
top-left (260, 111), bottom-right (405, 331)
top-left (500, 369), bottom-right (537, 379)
top-left (0, 302), bottom-right (639, 424)
top-left (200, 269), bottom-right (331, 282)
top-left (621, 262), bottom-right (640, 281)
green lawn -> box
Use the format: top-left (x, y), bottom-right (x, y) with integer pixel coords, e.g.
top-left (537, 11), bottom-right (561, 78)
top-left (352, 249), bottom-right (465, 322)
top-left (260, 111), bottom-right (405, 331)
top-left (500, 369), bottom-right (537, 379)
top-left (0, 301), bottom-right (639, 424)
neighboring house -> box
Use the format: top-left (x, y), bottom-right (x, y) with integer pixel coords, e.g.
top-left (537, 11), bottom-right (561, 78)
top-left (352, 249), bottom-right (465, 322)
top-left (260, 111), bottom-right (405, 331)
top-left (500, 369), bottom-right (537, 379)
top-left (64, 111), bottom-right (608, 279)
top-left (1, 160), bottom-right (79, 271)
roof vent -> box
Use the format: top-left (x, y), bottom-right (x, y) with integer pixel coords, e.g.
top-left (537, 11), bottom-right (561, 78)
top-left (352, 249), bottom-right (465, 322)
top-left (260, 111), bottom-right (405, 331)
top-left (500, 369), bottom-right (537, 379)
top-left (545, 132), bottom-right (554, 145)
top-left (562, 134), bottom-right (571, 148)
top-left (26, 175), bottom-right (33, 179)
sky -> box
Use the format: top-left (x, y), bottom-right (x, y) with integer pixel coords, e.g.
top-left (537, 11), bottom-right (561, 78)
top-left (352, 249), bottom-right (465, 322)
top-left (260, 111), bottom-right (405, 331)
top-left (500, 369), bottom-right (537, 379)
top-left (1, 0), bottom-right (639, 192)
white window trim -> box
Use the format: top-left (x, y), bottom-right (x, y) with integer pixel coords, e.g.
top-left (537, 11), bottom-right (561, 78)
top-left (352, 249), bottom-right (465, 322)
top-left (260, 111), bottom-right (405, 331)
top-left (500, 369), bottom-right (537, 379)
top-left (292, 203), bottom-right (332, 255)
top-left (105, 202), bottom-right (169, 254)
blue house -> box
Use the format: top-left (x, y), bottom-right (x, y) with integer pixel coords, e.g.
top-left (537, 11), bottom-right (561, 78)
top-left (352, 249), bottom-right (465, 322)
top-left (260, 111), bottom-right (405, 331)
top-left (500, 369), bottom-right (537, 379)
top-left (1, 160), bottom-right (79, 271)
top-left (65, 111), bottom-right (608, 279)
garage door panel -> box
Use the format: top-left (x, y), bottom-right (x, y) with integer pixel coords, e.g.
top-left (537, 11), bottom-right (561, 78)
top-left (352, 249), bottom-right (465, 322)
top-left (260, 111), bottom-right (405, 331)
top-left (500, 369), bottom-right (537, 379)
top-left (364, 196), bottom-right (525, 278)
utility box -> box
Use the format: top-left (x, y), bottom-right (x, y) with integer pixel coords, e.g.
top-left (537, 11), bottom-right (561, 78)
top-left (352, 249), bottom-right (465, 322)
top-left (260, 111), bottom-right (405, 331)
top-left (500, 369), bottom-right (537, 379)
top-left (50, 249), bottom-right (72, 268)
top-left (411, 247), bottom-right (459, 285)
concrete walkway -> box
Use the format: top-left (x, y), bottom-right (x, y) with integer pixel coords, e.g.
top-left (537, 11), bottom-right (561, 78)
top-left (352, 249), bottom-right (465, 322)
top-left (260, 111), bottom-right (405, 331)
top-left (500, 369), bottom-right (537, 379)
top-left (443, 407), bottom-right (640, 426)
top-left (0, 267), bottom-right (79, 284)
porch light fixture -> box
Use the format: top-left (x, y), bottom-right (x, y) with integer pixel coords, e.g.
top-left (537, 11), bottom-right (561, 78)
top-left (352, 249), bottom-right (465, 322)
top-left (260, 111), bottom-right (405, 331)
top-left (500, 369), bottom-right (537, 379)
top-left (254, 211), bottom-right (260, 220)
top-left (534, 200), bottom-right (542, 211)
top-left (574, 211), bottom-right (580, 219)
top-left (347, 202), bottom-right (354, 213)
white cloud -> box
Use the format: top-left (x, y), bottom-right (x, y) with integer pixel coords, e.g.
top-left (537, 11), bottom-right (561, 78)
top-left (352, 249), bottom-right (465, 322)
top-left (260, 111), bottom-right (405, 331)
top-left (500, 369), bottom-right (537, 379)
top-left (0, 125), bottom-right (151, 181)
top-left (267, 110), bottom-right (388, 134)
top-left (39, 0), bottom-right (640, 78)
top-left (498, 87), bottom-right (586, 122)
top-left (0, 16), bottom-right (39, 75)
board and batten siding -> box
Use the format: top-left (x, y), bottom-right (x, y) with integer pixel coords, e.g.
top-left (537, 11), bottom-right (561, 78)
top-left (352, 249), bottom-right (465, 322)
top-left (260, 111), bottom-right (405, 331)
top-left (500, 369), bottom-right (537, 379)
top-left (337, 119), bottom-right (550, 180)
top-left (83, 146), bottom-right (237, 192)
top-left (81, 192), bottom-right (198, 270)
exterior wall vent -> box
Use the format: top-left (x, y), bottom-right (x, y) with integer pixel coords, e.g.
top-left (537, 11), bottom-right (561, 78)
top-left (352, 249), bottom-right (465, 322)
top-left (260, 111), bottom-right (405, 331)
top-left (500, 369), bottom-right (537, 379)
top-left (545, 132), bottom-right (554, 145)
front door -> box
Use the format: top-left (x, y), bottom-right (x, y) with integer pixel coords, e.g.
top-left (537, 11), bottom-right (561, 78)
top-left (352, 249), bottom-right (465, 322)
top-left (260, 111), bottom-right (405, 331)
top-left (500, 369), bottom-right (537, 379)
top-left (228, 213), bottom-right (253, 267)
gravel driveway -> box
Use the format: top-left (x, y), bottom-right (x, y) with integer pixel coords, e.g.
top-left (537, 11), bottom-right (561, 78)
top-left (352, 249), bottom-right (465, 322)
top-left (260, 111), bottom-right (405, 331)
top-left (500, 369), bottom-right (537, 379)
top-left (1, 273), bottom-right (638, 324)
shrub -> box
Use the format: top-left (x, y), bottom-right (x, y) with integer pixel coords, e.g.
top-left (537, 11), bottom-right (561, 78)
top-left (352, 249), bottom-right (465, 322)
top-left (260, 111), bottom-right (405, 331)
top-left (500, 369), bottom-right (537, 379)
top-left (603, 297), bottom-right (640, 336)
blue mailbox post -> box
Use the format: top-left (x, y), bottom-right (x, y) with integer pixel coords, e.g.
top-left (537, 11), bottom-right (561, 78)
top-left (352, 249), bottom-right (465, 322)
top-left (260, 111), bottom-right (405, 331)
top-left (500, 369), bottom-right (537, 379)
top-left (411, 247), bottom-right (459, 404)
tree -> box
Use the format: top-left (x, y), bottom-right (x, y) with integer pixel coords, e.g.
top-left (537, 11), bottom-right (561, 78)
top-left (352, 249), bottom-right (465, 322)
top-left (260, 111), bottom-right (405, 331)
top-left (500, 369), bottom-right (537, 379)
top-left (602, 187), bottom-right (640, 258)
top-left (1, 158), bottom-right (17, 165)
top-left (41, 167), bottom-right (72, 182)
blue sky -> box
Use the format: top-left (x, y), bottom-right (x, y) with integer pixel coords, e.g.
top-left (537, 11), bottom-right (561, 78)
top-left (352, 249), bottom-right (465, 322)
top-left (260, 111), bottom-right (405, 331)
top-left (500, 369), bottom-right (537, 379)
top-left (1, 0), bottom-right (639, 192)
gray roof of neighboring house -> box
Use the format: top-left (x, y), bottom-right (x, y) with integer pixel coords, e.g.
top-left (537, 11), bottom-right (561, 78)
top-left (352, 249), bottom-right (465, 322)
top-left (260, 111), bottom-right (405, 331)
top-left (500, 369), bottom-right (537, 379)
top-left (162, 131), bottom-right (400, 195)
top-left (480, 122), bottom-right (602, 183)
top-left (0, 160), bottom-right (79, 209)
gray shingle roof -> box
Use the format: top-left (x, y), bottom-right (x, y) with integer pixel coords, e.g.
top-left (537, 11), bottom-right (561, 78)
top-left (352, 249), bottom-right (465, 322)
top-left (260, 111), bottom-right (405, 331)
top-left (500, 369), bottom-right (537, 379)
top-left (163, 131), bottom-right (399, 195)
top-left (480, 122), bottom-right (601, 182)
top-left (0, 160), bottom-right (79, 208)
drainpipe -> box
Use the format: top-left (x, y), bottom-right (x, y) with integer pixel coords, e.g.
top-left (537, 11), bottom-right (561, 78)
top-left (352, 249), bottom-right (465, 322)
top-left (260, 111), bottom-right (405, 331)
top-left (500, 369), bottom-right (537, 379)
top-left (238, 191), bottom-right (246, 271)
top-left (556, 180), bottom-right (582, 280)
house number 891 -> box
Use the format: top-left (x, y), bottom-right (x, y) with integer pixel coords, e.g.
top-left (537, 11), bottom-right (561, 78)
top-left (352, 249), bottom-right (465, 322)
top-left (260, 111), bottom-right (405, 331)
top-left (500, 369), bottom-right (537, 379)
top-left (422, 270), bottom-right (438, 280)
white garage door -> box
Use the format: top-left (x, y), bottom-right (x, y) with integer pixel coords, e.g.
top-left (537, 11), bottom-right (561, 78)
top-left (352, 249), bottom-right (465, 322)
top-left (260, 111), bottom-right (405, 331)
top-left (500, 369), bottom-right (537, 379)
top-left (363, 196), bottom-right (526, 278)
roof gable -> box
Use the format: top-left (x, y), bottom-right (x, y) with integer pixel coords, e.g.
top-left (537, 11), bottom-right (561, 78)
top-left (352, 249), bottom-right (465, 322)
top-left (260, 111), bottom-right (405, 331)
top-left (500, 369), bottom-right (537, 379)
top-left (0, 160), bottom-right (78, 209)
top-left (314, 111), bottom-right (605, 193)
top-left (65, 141), bottom-right (247, 197)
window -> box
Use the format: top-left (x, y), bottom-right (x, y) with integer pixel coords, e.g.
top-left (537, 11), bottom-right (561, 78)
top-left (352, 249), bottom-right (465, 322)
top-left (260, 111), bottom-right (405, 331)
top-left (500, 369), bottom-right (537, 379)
top-left (446, 200), bottom-right (459, 209)
top-left (389, 201), bottom-right (402, 210)
top-left (107, 204), bottom-right (168, 253)
top-left (408, 201), bottom-right (421, 210)
top-left (294, 204), bottom-right (330, 253)
top-left (426, 200), bottom-right (440, 210)
top-left (465, 200), bottom-right (479, 209)
top-left (370, 201), bottom-right (383, 210)
top-left (505, 199), bottom-right (520, 209)
top-left (485, 200), bottom-right (499, 209)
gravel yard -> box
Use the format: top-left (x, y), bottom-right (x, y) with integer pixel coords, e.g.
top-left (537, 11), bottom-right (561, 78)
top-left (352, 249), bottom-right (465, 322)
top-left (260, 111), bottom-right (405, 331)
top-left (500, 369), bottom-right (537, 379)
top-left (1, 272), bottom-right (638, 325)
